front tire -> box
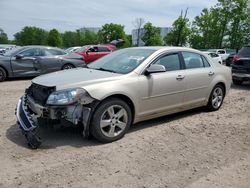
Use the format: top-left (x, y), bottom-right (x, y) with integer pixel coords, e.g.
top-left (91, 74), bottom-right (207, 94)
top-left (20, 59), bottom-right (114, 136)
top-left (207, 84), bottom-right (225, 111)
top-left (62, 64), bottom-right (75, 70)
top-left (90, 98), bottom-right (132, 143)
top-left (0, 67), bottom-right (7, 81)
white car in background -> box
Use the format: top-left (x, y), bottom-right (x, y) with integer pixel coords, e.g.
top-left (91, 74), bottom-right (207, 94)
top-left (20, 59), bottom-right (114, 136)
top-left (203, 52), bottom-right (223, 64)
top-left (207, 49), bottom-right (230, 62)
top-left (0, 45), bottom-right (17, 55)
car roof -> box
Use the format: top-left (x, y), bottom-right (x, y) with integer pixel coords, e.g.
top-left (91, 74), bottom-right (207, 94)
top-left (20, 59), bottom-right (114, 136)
top-left (128, 46), bottom-right (203, 53)
top-left (22, 45), bottom-right (64, 50)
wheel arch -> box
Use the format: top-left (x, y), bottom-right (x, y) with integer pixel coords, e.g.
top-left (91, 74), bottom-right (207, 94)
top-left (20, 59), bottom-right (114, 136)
top-left (61, 63), bottom-right (75, 70)
top-left (0, 65), bottom-right (9, 77)
top-left (206, 79), bottom-right (227, 105)
top-left (215, 82), bottom-right (226, 95)
top-left (99, 94), bottom-right (136, 123)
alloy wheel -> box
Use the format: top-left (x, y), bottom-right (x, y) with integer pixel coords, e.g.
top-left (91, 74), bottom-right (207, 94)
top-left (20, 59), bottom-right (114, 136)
top-left (100, 105), bottom-right (128, 138)
top-left (63, 64), bottom-right (74, 69)
top-left (212, 87), bottom-right (223, 109)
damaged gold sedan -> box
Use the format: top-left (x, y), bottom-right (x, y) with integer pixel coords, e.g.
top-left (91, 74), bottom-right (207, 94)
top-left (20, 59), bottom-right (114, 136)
top-left (16, 47), bottom-right (232, 148)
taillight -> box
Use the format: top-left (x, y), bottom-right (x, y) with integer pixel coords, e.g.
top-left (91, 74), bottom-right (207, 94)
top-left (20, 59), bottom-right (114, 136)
top-left (233, 55), bottom-right (240, 62)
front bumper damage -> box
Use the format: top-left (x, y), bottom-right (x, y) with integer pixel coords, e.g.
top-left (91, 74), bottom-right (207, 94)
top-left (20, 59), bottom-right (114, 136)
top-left (15, 94), bottom-right (95, 149)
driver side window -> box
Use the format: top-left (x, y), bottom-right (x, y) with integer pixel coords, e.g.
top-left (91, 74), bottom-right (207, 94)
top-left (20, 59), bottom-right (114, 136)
top-left (19, 48), bottom-right (41, 57)
top-left (154, 53), bottom-right (181, 71)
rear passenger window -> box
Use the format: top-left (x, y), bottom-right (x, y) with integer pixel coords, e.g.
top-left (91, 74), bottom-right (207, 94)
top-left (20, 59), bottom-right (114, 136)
top-left (182, 52), bottom-right (206, 69)
top-left (154, 53), bottom-right (181, 71)
top-left (45, 49), bottom-right (66, 56)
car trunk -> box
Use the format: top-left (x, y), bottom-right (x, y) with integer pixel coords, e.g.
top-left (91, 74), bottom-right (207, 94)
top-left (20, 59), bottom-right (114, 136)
top-left (232, 59), bottom-right (250, 74)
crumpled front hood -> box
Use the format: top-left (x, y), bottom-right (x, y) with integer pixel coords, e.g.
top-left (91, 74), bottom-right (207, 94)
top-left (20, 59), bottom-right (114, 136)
top-left (32, 68), bottom-right (123, 90)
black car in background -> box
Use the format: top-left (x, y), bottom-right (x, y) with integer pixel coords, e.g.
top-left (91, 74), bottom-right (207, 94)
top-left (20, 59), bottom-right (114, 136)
top-left (0, 46), bottom-right (85, 81)
top-left (232, 45), bottom-right (250, 85)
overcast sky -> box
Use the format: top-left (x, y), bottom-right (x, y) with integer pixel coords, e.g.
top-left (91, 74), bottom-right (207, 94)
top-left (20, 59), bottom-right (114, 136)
top-left (0, 0), bottom-right (217, 39)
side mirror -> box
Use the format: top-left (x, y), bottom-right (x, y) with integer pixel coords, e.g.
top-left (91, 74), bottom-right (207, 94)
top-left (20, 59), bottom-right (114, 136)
top-left (145, 64), bottom-right (166, 75)
top-left (16, 54), bottom-right (24, 60)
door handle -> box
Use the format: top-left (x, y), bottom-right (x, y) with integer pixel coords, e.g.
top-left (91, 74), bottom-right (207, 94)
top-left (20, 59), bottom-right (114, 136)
top-left (208, 71), bottom-right (215, 76)
top-left (176, 75), bottom-right (185, 80)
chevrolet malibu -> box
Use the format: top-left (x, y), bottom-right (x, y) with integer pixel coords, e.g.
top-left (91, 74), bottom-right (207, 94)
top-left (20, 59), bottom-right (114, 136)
top-left (15, 47), bottom-right (232, 148)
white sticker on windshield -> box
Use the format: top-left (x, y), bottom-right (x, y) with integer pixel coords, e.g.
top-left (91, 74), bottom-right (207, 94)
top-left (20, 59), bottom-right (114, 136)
top-left (128, 56), bottom-right (145, 61)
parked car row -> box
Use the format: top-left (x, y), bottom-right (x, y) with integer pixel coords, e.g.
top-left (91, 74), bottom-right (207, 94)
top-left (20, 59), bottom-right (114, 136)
top-left (0, 43), bottom-right (120, 81)
top-left (64, 39), bottom-right (124, 63)
top-left (0, 45), bottom-right (17, 55)
top-left (203, 45), bottom-right (250, 85)
top-left (0, 46), bottom-right (85, 81)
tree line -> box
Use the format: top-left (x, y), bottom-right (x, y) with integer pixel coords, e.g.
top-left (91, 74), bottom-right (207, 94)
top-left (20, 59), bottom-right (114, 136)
top-left (166, 0), bottom-right (250, 49)
top-left (0, 0), bottom-right (249, 49)
top-left (0, 24), bottom-right (131, 48)
top-left (0, 22), bottom-right (163, 48)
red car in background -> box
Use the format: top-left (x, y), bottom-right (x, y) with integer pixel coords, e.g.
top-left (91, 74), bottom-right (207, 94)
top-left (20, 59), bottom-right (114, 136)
top-left (75, 45), bottom-right (115, 64)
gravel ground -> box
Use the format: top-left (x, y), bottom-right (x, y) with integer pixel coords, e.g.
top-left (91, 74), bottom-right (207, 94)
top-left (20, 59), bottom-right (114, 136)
top-left (0, 79), bottom-right (249, 188)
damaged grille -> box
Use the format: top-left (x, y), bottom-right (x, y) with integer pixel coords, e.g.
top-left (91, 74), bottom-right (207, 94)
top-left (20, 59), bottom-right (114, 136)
top-left (26, 83), bottom-right (55, 106)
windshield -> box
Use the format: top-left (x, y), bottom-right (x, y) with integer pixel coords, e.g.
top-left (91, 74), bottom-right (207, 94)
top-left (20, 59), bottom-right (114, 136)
top-left (65, 47), bottom-right (74, 52)
top-left (88, 48), bottom-right (156, 74)
top-left (75, 46), bottom-right (89, 53)
top-left (4, 47), bottom-right (25, 57)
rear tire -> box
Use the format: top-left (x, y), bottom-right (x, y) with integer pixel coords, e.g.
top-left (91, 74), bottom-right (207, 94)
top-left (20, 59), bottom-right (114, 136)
top-left (62, 64), bottom-right (75, 70)
top-left (0, 67), bottom-right (7, 81)
top-left (233, 79), bottom-right (243, 85)
top-left (90, 98), bottom-right (132, 143)
top-left (207, 84), bottom-right (225, 111)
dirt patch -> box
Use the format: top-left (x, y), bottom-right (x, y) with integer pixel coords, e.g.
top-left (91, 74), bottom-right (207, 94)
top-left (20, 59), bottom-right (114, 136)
top-left (0, 80), bottom-right (249, 188)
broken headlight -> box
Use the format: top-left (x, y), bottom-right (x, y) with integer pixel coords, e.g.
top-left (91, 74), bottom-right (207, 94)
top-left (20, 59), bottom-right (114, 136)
top-left (46, 88), bottom-right (94, 105)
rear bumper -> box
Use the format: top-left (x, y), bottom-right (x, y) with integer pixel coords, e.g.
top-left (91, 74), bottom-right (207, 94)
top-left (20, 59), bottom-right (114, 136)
top-left (232, 73), bottom-right (250, 81)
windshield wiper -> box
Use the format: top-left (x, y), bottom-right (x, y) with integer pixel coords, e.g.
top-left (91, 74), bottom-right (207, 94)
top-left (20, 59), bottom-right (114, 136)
top-left (92, 67), bottom-right (117, 73)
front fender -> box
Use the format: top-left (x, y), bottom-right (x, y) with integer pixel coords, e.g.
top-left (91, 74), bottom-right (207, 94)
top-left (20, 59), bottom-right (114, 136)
top-left (83, 77), bottom-right (139, 118)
